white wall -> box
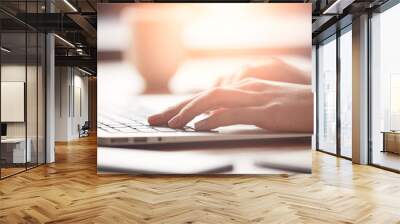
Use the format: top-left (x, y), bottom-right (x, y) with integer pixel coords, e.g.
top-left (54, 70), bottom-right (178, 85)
top-left (55, 67), bottom-right (70, 141)
top-left (72, 73), bottom-right (89, 138)
top-left (55, 67), bottom-right (89, 141)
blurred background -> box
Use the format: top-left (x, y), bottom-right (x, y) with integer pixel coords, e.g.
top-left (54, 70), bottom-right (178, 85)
top-left (98, 3), bottom-right (311, 106)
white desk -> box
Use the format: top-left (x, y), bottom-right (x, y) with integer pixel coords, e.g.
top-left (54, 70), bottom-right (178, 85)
top-left (98, 138), bottom-right (311, 175)
top-left (1, 138), bottom-right (31, 163)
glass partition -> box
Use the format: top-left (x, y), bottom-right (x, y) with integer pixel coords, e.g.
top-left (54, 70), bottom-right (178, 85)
top-left (339, 27), bottom-right (352, 158)
top-left (317, 36), bottom-right (337, 154)
top-left (1, 30), bottom-right (28, 177)
top-left (371, 3), bottom-right (400, 171)
top-left (0, 1), bottom-right (46, 179)
top-left (26, 0), bottom-right (43, 169)
top-left (27, 30), bottom-right (38, 169)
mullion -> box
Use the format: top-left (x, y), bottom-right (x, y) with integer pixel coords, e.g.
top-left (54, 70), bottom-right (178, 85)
top-left (315, 44), bottom-right (319, 151)
top-left (25, 0), bottom-right (28, 171)
top-left (336, 28), bottom-right (341, 157)
top-left (0, 22), bottom-right (2, 179)
top-left (44, 0), bottom-right (47, 164)
top-left (36, 0), bottom-right (39, 168)
top-left (367, 11), bottom-right (373, 165)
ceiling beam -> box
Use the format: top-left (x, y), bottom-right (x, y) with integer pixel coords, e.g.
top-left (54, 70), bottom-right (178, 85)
top-left (55, 55), bottom-right (96, 72)
top-left (323, 0), bottom-right (356, 15)
top-left (66, 13), bottom-right (97, 46)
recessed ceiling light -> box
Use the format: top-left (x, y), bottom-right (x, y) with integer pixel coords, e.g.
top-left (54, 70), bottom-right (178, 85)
top-left (63, 0), bottom-right (78, 12)
top-left (54, 34), bottom-right (75, 48)
top-left (323, 0), bottom-right (355, 15)
top-left (78, 67), bottom-right (93, 76)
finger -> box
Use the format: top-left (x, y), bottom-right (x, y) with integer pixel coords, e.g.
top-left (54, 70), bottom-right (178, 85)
top-left (147, 96), bottom-right (194, 125)
top-left (235, 79), bottom-right (269, 91)
top-left (205, 108), bottom-right (223, 115)
top-left (233, 78), bottom-right (257, 89)
top-left (208, 108), bottom-right (225, 116)
top-left (168, 88), bottom-right (266, 128)
top-left (234, 79), bottom-right (291, 92)
top-left (194, 107), bottom-right (261, 131)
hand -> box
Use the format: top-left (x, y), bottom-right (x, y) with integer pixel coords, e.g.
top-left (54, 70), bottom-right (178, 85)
top-left (148, 78), bottom-right (313, 132)
top-left (215, 58), bottom-right (311, 87)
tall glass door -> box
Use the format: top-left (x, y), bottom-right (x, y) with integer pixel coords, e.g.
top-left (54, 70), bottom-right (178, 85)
top-left (317, 36), bottom-right (337, 154)
top-left (1, 29), bottom-right (28, 177)
top-left (339, 27), bottom-right (352, 158)
top-left (0, 1), bottom-right (46, 179)
top-left (370, 3), bottom-right (400, 171)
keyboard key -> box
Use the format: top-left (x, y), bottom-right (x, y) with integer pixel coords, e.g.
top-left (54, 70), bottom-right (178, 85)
top-left (136, 128), bottom-right (158, 133)
top-left (126, 122), bottom-right (144, 127)
top-left (115, 127), bottom-right (138, 133)
top-left (101, 128), bottom-right (119, 133)
top-left (100, 117), bottom-right (205, 134)
top-left (153, 127), bottom-right (177, 132)
top-left (133, 125), bottom-right (152, 129)
top-left (141, 120), bottom-right (149, 125)
top-left (109, 124), bottom-right (128, 128)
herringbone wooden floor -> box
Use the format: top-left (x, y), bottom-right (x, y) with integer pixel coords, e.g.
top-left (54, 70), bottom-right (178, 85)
top-left (1, 135), bottom-right (400, 224)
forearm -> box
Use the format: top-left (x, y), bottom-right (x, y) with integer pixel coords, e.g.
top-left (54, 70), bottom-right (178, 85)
top-left (239, 58), bottom-right (311, 85)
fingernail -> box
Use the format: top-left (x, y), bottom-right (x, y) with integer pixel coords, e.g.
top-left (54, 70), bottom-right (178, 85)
top-left (148, 114), bottom-right (161, 124)
top-left (147, 116), bottom-right (155, 124)
top-left (168, 116), bottom-right (181, 127)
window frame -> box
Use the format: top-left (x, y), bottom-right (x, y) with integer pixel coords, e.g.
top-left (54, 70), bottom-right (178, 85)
top-left (0, 0), bottom-right (47, 180)
top-left (315, 23), bottom-right (353, 161)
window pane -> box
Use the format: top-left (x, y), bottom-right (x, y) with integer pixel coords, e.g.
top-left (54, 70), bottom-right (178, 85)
top-left (340, 29), bottom-right (352, 158)
top-left (27, 30), bottom-right (38, 169)
top-left (318, 37), bottom-right (337, 154)
top-left (0, 1), bottom-right (46, 178)
top-left (27, 0), bottom-right (40, 169)
top-left (371, 3), bottom-right (400, 171)
top-left (1, 29), bottom-right (28, 177)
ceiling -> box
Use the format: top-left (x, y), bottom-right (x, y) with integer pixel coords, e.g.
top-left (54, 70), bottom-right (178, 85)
top-left (0, 0), bottom-right (394, 74)
top-left (0, 0), bottom-right (97, 73)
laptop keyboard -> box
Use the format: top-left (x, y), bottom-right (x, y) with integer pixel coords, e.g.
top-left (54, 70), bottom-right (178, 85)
top-left (98, 119), bottom-right (197, 134)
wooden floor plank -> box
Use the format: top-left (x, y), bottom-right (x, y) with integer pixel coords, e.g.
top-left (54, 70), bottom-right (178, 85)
top-left (1, 135), bottom-right (400, 223)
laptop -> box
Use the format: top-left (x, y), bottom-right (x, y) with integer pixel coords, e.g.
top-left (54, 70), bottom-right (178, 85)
top-left (97, 95), bottom-right (311, 147)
